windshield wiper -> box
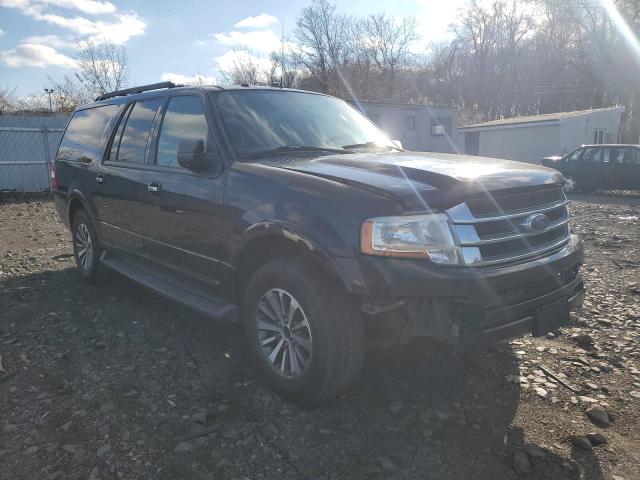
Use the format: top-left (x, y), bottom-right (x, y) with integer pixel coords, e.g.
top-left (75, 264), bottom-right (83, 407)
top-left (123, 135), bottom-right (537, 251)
top-left (241, 145), bottom-right (348, 159)
top-left (341, 141), bottom-right (399, 151)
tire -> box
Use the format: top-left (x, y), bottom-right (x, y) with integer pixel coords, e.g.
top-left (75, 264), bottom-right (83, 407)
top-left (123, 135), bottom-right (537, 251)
top-left (243, 257), bottom-right (364, 405)
top-left (564, 175), bottom-right (595, 194)
top-left (71, 209), bottom-right (105, 284)
top-left (562, 175), bottom-right (577, 193)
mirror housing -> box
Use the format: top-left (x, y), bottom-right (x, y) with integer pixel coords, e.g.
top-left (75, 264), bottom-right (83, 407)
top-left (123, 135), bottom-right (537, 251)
top-left (177, 139), bottom-right (216, 172)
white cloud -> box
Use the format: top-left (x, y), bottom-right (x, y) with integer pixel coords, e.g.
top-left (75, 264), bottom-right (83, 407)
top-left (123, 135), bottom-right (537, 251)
top-left (0, 27), bottom-right (5, 37)
top-left (0, 0), bottom-right (145, 44)
top-left (0, 0), bottom-right (115, 15)
top-left (234, 13), bottom-right (279, 29)
top-left (160, 72), bottom-right (217, 86)
top-left (193, 39), bottom-right (207, 48)
top-left (42, 0), bottom-right (115, 15)
top-left (23, 34), bottom-right (74, 49)
top-left (0, 43), bottom-right (78, 68)
top-left (214, 49), bottom-right (272, 72)
top-left (213, 29), bottom-right (287, 54)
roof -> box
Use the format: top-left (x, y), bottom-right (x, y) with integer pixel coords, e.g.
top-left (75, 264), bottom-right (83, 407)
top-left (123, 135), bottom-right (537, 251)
top-left (459, 106), bottom-right (625, 130)
top-left (360, 101), bottom-right (455, 110)
top-left (84, 84), bottom-right (330, 110)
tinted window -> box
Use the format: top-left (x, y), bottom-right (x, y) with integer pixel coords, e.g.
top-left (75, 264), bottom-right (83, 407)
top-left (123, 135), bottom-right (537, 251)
top-left (581, 148), bottom-right (600, 163)
top-left (56, 104), bottom-right (119, 163)
top-left (156, 96), bottom-right (209, 169)
top-left (565, 149), bottom-right (581, 163)
top-left (611, 147), bottom-right (640, 165)
top-left (111, 99), bottom-right (162, 164)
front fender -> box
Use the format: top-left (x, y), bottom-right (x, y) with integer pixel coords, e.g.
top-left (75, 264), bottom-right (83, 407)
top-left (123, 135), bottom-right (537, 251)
top-left (231, 220), bottom-right (332, 266)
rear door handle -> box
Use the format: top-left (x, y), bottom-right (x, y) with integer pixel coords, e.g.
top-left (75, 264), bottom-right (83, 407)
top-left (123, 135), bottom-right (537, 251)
top-left (147, 181), bottom-right (162, 193)
top-left (95, 174), bottom-right (104, 184)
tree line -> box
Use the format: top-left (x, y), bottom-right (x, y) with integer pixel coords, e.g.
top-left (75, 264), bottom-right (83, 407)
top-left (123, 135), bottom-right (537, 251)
top-left (2, 0), bottom-right (639, 141)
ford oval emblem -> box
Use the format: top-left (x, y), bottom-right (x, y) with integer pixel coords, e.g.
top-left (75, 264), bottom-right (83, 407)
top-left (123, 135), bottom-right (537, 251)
top-left (525, 213), bottom-right (550, 232)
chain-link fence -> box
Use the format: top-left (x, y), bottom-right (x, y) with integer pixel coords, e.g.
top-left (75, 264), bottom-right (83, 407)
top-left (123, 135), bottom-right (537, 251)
top-left (0, 115), bottom-right (69, 192)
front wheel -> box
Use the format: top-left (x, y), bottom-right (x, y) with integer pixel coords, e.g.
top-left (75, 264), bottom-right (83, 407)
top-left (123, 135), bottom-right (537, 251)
top-left (563, 175), bottom-right (577, 193)
top-left (243, 258), bottom-right (364, 405)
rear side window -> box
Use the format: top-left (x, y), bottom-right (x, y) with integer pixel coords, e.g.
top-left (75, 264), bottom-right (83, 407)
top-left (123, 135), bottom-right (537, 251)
top-left (156, 96), bottom-right (210, 169)
top-left (56, 104), bottom-right (119, 163)
top-left (110, 99), bottom-right (162, 164)
top-left (611, 147), bottom-right (640, 165)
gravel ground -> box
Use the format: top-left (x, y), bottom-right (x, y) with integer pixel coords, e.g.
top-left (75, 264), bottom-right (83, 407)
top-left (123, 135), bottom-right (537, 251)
top-left (0, 194), bottom-right (639, 480)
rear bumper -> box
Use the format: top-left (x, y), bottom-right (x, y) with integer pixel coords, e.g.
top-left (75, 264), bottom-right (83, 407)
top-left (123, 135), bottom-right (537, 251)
top-left (330, 234), bottom-right (584, 346)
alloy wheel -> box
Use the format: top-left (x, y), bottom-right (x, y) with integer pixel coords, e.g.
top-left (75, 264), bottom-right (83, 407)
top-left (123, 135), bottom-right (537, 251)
top-left (75, 223), bottom-right (93, 272)
top-left (255, 288), bottom-right (313, 378)
top-left (563, 176), bottom-right (576, 193)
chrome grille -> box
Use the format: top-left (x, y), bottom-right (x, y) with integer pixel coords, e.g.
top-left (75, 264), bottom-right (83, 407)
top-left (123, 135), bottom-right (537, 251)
top-left (447, 187), bottom-right (571, 266)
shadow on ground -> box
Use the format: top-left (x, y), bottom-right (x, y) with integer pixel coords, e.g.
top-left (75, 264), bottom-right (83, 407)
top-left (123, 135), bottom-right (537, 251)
top-left (0, 268), bottom-right (603, 479)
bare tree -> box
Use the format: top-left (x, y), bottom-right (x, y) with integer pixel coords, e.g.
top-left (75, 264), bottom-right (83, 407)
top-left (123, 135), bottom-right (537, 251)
top-left (293, 0), bottom-right (354, 95)
top-left (220, 49), bottom-right (269, 85)
top-left (0, 86), bottom-right (17, 113)
top-left (74, 39), bottom-right (128, 96)
top-left (362, 14), bottom-right (418, 98)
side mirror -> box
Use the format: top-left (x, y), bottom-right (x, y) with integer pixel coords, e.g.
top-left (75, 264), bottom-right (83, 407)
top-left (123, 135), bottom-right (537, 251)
top-left (177, 139), bottom-right (216, 172)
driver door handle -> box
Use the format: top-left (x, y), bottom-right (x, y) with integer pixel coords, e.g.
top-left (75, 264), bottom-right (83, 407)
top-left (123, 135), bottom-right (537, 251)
top-left (147, 181), bottom-right (162, 193)
top-left (95, 174), bottom-right (104, 184)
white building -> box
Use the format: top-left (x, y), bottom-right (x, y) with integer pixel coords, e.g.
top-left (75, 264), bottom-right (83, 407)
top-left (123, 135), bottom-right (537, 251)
top-left (358, 102), bottom-right (459, 153)
top-left (458, 106), bottom-right (626, 164)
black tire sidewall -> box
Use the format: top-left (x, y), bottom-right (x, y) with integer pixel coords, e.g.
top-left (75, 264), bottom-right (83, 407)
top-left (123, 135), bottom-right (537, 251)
top-left (72, 210), bottom-right (100, 281)
top-left (243, 259), bottom-right (340, 404)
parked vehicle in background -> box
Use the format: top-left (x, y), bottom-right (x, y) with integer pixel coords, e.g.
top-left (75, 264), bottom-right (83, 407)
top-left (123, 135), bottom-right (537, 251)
top-left (542, 144), bottom-right (640, 193)
top-left (53, 82), bottom-right (585, 404)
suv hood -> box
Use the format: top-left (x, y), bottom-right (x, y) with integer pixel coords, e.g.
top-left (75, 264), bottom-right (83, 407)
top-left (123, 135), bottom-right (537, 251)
top-left (271, 151), bottom-right (565, 211)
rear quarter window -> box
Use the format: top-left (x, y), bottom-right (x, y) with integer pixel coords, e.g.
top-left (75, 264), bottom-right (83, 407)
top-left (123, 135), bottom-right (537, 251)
top-left (56, 104), bottom-right (119, 163)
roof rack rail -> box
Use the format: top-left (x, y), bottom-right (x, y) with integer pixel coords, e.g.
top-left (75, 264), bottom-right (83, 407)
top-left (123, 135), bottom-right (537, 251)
top-left (95, 81), bottom-right (182, 102)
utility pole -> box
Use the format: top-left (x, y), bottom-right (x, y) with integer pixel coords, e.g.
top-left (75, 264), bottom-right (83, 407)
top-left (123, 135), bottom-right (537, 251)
top-left (44, 88), bottom-right (54, 113)
top-left (281, 22), bottom-right (285, 87)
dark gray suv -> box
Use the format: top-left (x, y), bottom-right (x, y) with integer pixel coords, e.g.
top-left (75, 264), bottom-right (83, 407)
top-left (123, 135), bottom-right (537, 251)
top-left (53, 82), bottom-right (585, 404)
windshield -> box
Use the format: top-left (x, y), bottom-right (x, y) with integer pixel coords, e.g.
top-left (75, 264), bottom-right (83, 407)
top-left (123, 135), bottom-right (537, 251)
top-left (211, 90), bottom-right (396, 158)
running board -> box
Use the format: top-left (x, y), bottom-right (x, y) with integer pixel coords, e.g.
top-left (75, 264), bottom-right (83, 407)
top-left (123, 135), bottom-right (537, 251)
top-left (101, 253), bottom-right (237, 322)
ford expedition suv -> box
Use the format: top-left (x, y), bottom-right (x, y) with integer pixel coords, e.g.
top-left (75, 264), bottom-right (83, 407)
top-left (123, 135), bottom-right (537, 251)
top-left (53, 82), bottom-right (584, 404)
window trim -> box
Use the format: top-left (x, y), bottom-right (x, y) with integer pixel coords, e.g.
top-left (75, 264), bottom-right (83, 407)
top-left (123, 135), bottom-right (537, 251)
top-left (102, 96), bottom-right (164, 169)
top-left (56, 103), bottom-right (120, 164)
top-left (144, 92), bottom-right (222, 178)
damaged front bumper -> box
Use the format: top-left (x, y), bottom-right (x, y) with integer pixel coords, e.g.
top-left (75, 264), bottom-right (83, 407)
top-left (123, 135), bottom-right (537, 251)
top-left (331, 234), bottom-right (585, 347)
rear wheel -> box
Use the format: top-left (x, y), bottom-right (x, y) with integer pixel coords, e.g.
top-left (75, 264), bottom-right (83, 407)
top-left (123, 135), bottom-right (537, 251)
top-left (72, 210), bottom-right (105, 283)
top-left (243, 257), bottom-right (364, 405)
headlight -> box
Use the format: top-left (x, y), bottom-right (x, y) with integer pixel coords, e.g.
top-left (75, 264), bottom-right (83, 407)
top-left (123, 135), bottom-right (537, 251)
top-left (360, 214), bottom-right (461, 264)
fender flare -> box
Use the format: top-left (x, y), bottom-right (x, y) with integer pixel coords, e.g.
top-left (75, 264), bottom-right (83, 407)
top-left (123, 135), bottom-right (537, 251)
top-left (66, 187), bottom-right (95, 223)
top-left (231, 221), bottom-right (370, 296)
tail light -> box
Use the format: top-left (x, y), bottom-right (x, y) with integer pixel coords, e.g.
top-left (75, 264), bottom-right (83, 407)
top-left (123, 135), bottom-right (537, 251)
top-left (50, 162), bottom-right (57, 191)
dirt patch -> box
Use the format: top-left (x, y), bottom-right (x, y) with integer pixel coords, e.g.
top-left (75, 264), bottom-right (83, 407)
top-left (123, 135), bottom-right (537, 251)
top-left (1, 195), bottom-right (639, 480)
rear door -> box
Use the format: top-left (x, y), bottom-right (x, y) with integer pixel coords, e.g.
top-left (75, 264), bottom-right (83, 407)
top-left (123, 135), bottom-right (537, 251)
top-left (93, 98), bottom-right (163, 255)
top-left (608, 146), bottom-right (640, 190)
top-left (140, 93), bottom-right (225, 284)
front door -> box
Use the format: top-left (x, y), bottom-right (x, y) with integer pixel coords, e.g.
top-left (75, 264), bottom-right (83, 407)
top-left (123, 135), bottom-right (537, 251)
top-left (93, 98), bottom-right (163, 255)
top-left (579, 146), bottom-right (612, 191)
top-left (140, 94), bottom-right (225, 285)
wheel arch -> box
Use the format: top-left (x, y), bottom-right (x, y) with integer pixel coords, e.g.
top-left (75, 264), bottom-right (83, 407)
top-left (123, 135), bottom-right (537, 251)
top-left (231, 223), bottom-right (364, 303)
top-left (67, 188), bottom-right (95, 227)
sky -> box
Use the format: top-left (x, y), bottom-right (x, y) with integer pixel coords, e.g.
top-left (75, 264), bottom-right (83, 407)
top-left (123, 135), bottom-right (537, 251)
top-left (0, 0), bottom-right (467, 96)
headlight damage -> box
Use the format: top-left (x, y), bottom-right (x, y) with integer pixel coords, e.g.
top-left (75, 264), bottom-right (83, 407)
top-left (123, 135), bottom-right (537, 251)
top-left (360, 214), bottom-right (461, 264)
